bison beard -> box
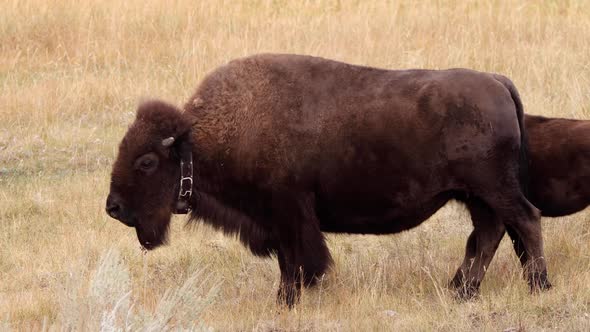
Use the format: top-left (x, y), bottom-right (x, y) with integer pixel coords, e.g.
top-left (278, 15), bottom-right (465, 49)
top-left (107, 54), bottom-right (551, 307)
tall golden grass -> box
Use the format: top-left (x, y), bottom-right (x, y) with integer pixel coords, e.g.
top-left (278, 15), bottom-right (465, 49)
top-left (1, 0), bottom-right (589, 330)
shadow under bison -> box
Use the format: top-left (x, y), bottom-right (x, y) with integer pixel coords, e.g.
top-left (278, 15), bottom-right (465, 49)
top-left (106, 54), bottom-right (551, 307)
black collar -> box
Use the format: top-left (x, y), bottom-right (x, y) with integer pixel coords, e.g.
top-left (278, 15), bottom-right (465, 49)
top-left (174, 146), bottom-right (194, 214)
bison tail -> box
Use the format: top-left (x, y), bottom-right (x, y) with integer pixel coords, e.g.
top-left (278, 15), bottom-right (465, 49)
top-left (495, 75), bottom-right (529, 197)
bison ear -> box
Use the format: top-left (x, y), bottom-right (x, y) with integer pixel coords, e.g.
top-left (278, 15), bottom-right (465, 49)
top-left (162, 136), bottom-right (175, 147)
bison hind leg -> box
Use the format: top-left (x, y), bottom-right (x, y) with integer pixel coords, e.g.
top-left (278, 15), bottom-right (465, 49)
top-left (451, 196), bottom-right (506, 299)
top-left (495, 194), bottom-right (551, 292)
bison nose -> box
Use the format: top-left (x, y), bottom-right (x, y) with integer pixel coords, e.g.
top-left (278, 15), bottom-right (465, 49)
top-left (106, 194), bottom-right (123, 220)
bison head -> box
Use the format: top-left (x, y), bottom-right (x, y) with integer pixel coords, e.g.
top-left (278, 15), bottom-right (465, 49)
top-left (106, 100), bottom-right (193, 250)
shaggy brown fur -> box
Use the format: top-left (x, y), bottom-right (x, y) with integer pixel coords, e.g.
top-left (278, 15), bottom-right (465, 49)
top-left (106, 54), bottom-right (550, 307)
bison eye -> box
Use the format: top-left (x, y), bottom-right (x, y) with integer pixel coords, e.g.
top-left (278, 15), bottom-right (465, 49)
top-left (134, 153), bottom-right (159, 174)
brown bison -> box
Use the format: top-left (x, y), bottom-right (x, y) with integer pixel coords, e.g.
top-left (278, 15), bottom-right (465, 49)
top-left (499, 114), bottom-right (590, 269)
top-left (526, 114), bottom-right (590, 217)
top-left (106, 54), bottom-right (550, 306)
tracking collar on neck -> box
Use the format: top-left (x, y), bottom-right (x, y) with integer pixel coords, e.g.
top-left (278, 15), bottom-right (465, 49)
top-left (174, 141), bottom-right (194, 214)
top-left (172, 113), bottom-right (200, 214)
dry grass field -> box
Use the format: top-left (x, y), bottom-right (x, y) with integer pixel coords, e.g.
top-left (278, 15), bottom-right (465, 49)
top-left (1, 0), bottom-right (590, 330)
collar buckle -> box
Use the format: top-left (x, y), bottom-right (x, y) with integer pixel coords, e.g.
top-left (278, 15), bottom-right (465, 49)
top-left (174, 151), bottom-right (194, 214)
top-left (179, 176), bottom-right (193, 197)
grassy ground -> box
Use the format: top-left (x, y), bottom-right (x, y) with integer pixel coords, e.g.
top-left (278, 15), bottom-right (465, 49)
top-left (1, 0), bottom-right (590, 330)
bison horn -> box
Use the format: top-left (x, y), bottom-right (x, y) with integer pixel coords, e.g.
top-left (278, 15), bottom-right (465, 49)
top-left (162, 137), bottom-right (175, 147)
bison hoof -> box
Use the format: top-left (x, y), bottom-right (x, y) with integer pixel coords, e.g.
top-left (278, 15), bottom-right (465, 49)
top-left (277, 284), bottom-right (300, 309)
top-left (453, 285), bottom-right (481, 301)
top-left (449, 275), bottom-right (481, 301)
top-left (528, 272), bottom-right (553, 293)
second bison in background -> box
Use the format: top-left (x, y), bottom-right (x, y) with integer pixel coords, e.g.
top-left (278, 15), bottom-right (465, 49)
top-left (500, 114), bottom-right (590, 268)
top-left (106, 54), bottom-right (550, 307)
top-left (526, 114), bottom-right (590, 217)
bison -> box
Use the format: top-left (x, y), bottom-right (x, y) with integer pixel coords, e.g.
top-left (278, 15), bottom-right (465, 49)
top-left (496, 114), bottom-right (590, 270)
top-left (106, 54), bottom-right (550, 306)
top-left (525, 114), bottom-right (590, 217)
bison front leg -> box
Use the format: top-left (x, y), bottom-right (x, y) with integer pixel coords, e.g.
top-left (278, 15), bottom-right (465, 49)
top-left (274, 194), bottom-right (332, 308)
top-left (276, 246), bottom-right (319, 307)
top-left (276, 249), bottom-right (300, 307)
